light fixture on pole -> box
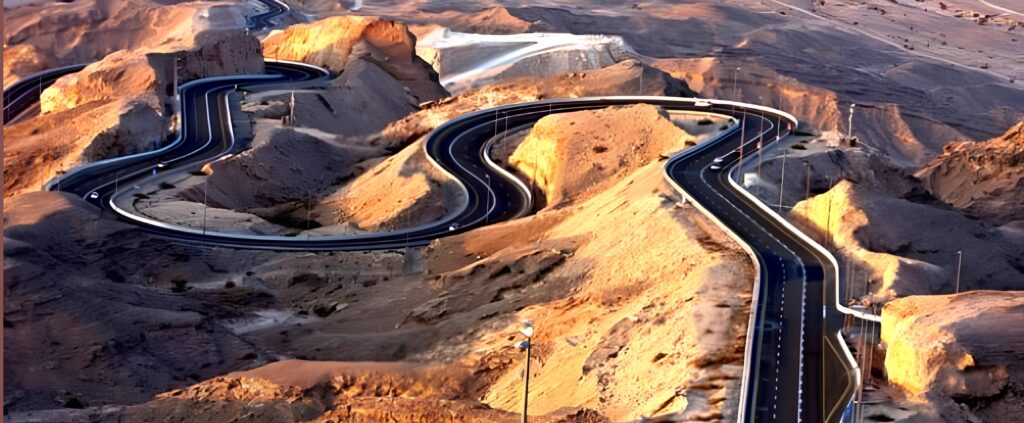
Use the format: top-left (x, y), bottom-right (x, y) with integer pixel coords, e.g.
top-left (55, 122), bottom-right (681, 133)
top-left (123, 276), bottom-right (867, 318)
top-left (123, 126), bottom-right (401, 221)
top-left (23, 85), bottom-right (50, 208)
top-left (846, 103), bottom-right (856, 143)
top-left (514, 320), bottom-right (534, 423)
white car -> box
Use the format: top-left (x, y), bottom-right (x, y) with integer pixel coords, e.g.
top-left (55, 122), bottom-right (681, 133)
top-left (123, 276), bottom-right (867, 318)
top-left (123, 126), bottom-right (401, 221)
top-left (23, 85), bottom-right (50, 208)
top-left (448, 223), bottom-right (460, 231)
top-left (694, 100), bottom-right (712, 107)
top-left (89, 191), bottom-right (100, 199)
top-left (709, 164), bottom-right (723, 171)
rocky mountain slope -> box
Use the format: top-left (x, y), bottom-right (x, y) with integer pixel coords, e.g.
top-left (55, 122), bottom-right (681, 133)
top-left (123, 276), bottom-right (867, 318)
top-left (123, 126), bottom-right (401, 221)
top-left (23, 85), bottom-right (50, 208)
top-left (2, 0), bottom-right (251, 85)
top-left (881, 291), bottom-right (1024, 421)
top-left (917, 121), bottom-right (1024, 224)
top-left (789, 180), bottom-right (1023, 302)
top-left (3, 28), bottom-right (263, 200)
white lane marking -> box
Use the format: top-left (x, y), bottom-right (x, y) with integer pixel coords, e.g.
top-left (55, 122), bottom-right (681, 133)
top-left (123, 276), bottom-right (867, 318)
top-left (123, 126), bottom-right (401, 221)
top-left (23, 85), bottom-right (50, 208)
top-left (979, 0), bottom-right (1024, 17)
top-left (685, 113), bottom-right (809, 422)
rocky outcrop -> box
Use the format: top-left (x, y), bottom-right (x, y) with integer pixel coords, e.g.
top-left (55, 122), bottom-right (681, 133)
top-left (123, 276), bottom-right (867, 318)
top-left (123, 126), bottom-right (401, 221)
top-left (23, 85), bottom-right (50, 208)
top-left (262, 15), bottom-right (445, 103)
top-left (252, 15), bottom-right (447, 137)
top-left (40, 29), bottom-right (262, 114)
top-left (5, 28), bottom-right (263, 200)
top-left (312, 139), bottom-right (463, 233)
top-left (376, 59), bottom-right (696, 150)
top-left (510, 104), bottom-right (694, 208)
top-left (916, 121), bottom-right (1024, 224)
top-left (3, 95), bottom-right (165, 198)
top-left (2, 43), bottom-right (55, 87)
top-left (3, 0), bottom-right (250, 65)
top-left (789, 180), bottom-right (1024, 302)
top-left (881, 291), bottom-right (1024, 419)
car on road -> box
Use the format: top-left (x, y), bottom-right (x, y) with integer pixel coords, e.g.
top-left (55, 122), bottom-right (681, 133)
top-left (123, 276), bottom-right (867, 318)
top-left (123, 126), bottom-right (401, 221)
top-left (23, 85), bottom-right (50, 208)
top-left (89, 191), bottom-right (100, 199)
top-left (448, 223), bottom-right (460, 231)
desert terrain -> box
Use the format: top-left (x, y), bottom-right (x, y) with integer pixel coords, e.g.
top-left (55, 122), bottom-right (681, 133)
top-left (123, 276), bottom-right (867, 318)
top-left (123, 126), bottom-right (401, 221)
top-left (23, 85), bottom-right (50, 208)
top-left (4, 0), bottom-right (1024, 422)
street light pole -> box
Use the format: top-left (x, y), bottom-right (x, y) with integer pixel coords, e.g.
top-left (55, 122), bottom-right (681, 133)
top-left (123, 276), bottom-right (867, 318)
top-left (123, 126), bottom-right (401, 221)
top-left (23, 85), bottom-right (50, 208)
top-left (732, 66), bottom-right (741, 100)
top-left (847, 103), bottom-right (856, 143)
top-left (485, 174), bottom-right (492, 225)
top-left (203, 177), bottom-right (209, 235)
top-left (515, 321), bottom-right (535, 423)
top-left (955, 250), bottom-right (963, 294)
top-left (737, 111), bottom-right (746, 184)
top-left (778, 146), bottom-right (787, 213)
top-left (757, 99), bottom-right (765, 178)
top-left (804, 161), bottom-right (811, 201)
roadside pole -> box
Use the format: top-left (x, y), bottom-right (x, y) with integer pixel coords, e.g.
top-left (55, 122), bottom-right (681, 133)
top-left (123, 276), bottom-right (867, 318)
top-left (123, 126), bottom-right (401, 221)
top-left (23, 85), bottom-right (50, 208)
top-left (955, 250), bottom-right (963, 294)
top-left (778, 146), bottom-right (787, 213)
top-left (804, 162), bottom-right (811, 201)
top-left (203, 177), bottom-right (209, 235)
top-left (737, 111), bottom-right (745, 184)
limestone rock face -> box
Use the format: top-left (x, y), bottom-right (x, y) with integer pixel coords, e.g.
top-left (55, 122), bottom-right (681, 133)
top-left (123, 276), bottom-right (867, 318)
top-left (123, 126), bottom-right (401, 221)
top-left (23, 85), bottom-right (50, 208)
top-left (916, 121), bottom-right (1024, 224)
top-left (262, 15), bottom-right (444, 103)
top-left (40, 29), bottom-right (262, 114)
top-left (881, 292), bottom-right (1024, 411)
top-left (510, 104), bottom-right (694, 208)
top-left (3, 43), bottom-right (55, 86)
top-left (789, 180), bottom-right (1024, 302)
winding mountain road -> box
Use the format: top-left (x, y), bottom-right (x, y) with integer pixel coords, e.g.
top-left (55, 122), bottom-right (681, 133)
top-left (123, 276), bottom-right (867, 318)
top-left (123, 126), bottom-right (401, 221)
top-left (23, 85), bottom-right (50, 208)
top-left (1, 1), bottom-right (875, 420)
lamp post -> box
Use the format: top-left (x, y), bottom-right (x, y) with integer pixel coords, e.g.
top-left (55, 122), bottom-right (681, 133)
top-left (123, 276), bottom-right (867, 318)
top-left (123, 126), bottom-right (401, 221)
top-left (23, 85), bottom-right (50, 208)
top-left (514, 320), bottom-right (535, 423)
top-left (737, 110), bottom-right (746, 184)
top-left (732, 66), bottom-right (741, 100)
top-left (846, 103), bottom-right (856, 143)
top-left (778, 145), bottom-right (787, 213)
top-left (757, 96), bottom-right (764, 178)
top-left (955, 250), bottom-right (963, 294)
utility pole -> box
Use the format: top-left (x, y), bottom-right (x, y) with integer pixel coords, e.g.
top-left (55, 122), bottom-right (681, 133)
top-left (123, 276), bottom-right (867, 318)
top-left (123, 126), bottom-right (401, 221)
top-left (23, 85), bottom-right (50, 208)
top-left (955, 250), bottom-right (963, 294)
